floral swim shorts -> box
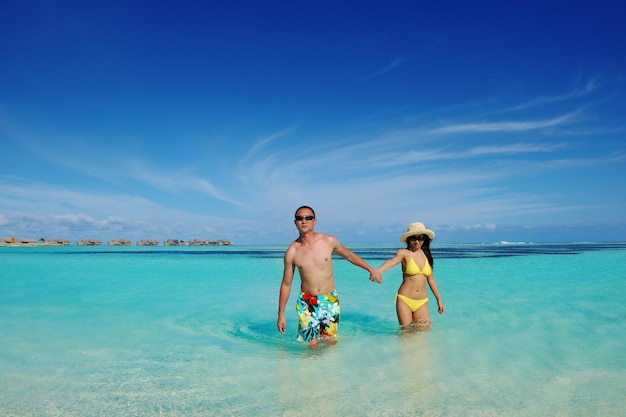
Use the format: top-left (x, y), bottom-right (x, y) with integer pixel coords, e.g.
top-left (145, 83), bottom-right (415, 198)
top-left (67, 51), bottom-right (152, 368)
top-left (296, 290), bottom-right (340, 343)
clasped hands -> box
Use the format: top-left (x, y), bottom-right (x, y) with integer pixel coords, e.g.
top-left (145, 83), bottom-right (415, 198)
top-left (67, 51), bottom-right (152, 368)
top-left (369, 270), bottom-right (382, 284)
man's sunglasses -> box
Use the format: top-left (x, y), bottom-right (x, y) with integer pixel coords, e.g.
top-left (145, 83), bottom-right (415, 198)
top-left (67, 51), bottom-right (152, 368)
top-left (295, 215), bottom-right (315, 221)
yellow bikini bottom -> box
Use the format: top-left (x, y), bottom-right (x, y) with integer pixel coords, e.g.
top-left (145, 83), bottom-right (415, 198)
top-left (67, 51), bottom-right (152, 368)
top-left (396, 294), bottom-right (429, 313)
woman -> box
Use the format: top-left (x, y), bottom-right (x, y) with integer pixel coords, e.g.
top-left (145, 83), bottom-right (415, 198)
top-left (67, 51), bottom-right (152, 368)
top-left (377, 222), bottom-right (444, 330)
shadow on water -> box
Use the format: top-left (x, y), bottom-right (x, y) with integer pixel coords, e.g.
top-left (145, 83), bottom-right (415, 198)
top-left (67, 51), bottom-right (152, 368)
top-left (186, 311), bottom-right (402, 357)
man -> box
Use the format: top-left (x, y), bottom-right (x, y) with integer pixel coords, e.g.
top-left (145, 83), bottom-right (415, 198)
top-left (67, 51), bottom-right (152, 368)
top-left (277, 205), bottom-right (381, 345)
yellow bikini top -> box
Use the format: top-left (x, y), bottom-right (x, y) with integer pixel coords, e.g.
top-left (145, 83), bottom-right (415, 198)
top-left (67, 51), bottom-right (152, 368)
top-left (405, 257), bottom-right (431, 276)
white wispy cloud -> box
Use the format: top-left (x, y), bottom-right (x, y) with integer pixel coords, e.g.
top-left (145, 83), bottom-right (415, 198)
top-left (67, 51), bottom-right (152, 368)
top-left (2, 81), bottom-right (623, 244)
top-left (0, 116), bottom-right (243, 209)
top-left (506, 76), bottom-right (602, 112)
top-left (239, 125), bottom-right (299, 166)
top-left (0, 178), bottom-right (253, 240)
top-left (465, 142), bottom-right (568, 156)
top-left (142, 171), bottom-right (241, 206)
top-left (225, 91), bottom-right (624, 238)
top-left (428, 112), bottom-right (578, 134)
top-left (461, 223), bottom-right (498, 232)
top-left (360, 57), bottom-right (406, 81)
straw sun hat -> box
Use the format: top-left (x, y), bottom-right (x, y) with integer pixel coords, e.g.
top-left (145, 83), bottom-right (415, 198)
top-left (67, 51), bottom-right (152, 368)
top-left (399, 222), bottom-right (435, 242)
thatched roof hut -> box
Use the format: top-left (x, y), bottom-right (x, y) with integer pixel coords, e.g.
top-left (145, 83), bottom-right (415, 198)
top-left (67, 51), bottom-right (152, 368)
top-left (76, 239), bottom-right (102, 246)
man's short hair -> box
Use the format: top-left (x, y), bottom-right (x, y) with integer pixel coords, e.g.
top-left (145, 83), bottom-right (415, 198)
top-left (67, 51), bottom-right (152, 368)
top-left (295, 205), bottom-right (316, 218)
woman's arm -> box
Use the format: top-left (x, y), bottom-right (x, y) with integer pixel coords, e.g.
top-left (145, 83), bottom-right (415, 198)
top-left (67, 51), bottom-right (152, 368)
top-left (426, 274), bottom-right (444, 314)
top-left (376, 250), bottom-right (405, 274)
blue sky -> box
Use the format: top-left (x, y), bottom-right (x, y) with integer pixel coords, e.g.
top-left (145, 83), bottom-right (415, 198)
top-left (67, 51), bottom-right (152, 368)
top-left (1, 1), bottom-right (625, 245)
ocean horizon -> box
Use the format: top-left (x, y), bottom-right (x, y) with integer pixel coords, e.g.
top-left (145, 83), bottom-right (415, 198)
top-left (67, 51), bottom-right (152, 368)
top-left (1, 242), bottom-right (625, 416)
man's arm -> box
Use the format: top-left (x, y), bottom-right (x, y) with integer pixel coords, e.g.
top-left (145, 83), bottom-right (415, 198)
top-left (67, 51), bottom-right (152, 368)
top-left (277, 247), bottom-right (296, 333)
top-left (330, 236), bottom-right (381, 283)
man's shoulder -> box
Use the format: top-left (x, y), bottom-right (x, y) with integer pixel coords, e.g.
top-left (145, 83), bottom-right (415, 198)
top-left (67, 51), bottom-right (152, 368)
top-left (288, 233), bottom-right (339, 252)
top-left (317, 233), bottom-right (338, 244)
top-left (286, 239), bottom-right (301, 252)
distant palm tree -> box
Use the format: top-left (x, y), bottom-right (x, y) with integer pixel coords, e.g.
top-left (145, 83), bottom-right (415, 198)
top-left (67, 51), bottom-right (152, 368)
top-left (39, 237), bottom-right (45, 244)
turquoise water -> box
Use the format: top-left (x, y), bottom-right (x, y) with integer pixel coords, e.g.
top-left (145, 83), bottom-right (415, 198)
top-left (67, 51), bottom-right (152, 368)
top-left (1, 243), bottom-right (625, 416)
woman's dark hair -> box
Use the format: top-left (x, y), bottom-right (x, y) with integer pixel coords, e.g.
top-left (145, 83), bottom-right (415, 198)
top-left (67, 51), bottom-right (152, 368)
top-left (406, 235), bottom-right (434, 267)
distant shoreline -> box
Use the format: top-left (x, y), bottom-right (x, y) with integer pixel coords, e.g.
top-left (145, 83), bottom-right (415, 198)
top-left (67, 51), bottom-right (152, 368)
top-left (0, 238), bottom-right (233, 247)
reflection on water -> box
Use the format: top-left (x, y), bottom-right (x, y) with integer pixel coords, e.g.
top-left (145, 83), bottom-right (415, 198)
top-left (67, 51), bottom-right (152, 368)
top-left (271, 322), bottom-right (443, 416)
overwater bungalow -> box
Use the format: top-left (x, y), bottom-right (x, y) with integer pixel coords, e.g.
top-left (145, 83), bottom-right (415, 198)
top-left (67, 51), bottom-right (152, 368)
top-left (185, 239), bottom-right (233, 246)
top-left (107, 239), bottom-right (131, 246)
top-left (47, 239), bottom-right (70, 246)
top-left (0, 237), bottom-right (37, 245)
top-left (163, 239), bottom-right (184, 246)
top-left (136, 239), bottom-right (159, 246)
top-left (76, 239), bottom-right (102, 246)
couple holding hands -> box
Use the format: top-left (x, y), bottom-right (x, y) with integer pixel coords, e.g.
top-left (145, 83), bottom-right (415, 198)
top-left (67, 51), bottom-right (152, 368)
top-left (277, 206), bottom-right (445, 346)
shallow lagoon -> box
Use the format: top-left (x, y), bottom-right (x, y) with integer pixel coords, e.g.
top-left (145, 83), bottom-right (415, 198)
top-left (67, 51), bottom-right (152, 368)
top-left (1, 243), bottom-right (625, 416)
